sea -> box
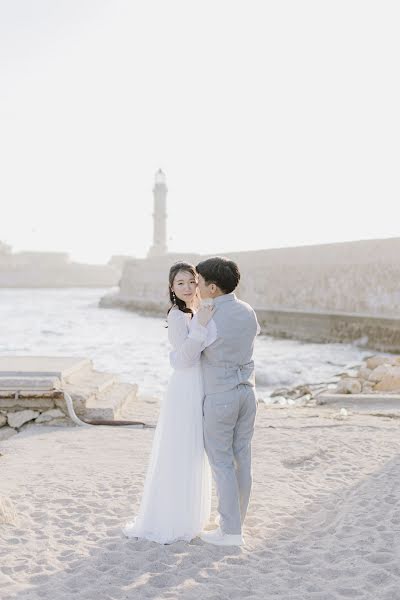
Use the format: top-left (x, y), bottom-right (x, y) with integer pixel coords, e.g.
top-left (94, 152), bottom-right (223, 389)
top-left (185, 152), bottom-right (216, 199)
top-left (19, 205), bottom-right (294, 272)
top-left (0, 288), bottom-right (377, 404)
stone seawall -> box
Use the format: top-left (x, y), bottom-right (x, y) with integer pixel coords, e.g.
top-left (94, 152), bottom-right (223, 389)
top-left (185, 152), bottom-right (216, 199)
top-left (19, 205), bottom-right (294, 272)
top-left (257, 309), bottom-right (400, 352)
top-left (99, 237), bottom-right (400, 351)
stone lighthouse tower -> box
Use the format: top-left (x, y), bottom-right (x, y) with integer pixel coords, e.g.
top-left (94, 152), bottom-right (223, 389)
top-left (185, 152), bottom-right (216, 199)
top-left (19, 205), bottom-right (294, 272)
top-left (148, 168), bottom-right (168, 258)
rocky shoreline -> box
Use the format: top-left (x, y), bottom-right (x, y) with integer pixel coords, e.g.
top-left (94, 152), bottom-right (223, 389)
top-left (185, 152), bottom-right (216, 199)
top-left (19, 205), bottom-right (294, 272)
top-left (266, 353), bottom-right (400, 411)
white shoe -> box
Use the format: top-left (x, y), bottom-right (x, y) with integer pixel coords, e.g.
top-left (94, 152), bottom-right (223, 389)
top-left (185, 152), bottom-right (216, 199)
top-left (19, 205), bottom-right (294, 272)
top-left (200, 527), bottom-right (245, 547)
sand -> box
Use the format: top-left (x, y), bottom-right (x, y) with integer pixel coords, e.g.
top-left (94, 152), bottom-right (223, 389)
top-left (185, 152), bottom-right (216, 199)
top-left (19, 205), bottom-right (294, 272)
top-left (1, 399), bottom-right (400, 600)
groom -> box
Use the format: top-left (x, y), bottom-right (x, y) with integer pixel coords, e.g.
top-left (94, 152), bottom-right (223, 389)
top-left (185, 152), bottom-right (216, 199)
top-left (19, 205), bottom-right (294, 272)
top-left (195, 257), bottom-right (260, 547)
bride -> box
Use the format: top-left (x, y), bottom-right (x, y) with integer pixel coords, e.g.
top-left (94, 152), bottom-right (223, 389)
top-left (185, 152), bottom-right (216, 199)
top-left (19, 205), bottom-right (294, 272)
top-left (122, 261), bottom-right (216, 544)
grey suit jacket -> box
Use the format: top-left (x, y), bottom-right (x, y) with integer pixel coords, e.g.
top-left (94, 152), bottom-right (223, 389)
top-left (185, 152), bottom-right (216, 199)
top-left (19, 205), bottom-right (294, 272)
top-left (201, 292), bottom-right (259, 395)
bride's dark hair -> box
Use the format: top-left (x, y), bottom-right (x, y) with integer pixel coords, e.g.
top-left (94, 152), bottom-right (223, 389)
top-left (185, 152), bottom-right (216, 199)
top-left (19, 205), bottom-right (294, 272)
top-left (167, 261), bottom-right (197, 319)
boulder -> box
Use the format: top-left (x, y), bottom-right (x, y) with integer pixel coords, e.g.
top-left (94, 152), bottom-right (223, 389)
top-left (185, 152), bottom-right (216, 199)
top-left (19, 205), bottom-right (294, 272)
top-left (357, 367), bottom-right (372, 380)
top-left (362, 381), bottom-right (375, 393)
top-left (335, 378), bottom-right (362, 394)
top-left (35, 408), bottom-right (66, 423)
top-left (368, 365), bottom-right (397, 383)
top-left (0, 426), bottom-right (18, 441)
top-left (0, 414), bottom-right (7, 427)
top-left (375, 374), bottom-right (400, 392)
top-left (366, 356), bottom-right (397, 370)
top-left (7, 409), bottom-right (40, 429)
top-left (269, 395), bottom-right (287, 405)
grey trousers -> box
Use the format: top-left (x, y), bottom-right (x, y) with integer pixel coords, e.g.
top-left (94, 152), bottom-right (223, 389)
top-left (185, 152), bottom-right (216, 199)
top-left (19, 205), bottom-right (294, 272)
top-left (203, 383), bottom-right (258, 535)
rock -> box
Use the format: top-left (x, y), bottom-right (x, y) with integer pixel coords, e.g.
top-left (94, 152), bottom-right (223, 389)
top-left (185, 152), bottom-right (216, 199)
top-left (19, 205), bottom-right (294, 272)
top-left (366, 356), bottom-right (396, 370)
top-left (291, 385), bottom-right (313, 399)
top-left (362, 381), bottom-right (375, 393)
top-left (43, 417), bottom-right (71, 427)
top-left (35, 408), bottom-right (65, 423)
top-left (17, 420), bottom-right (39, 432)
top-left (276, 397), bottom-right (288, 405)
top-left (375, 374), bottom-right (400, 392)
top-left (367, 365), bottom-right (400, 391)
top-left (269, 395), bottom-right (287, 405)
top-left (0, 398), bottom-right (55, 411)
top-left (368, 365), bottom-right (397, 383)
top-left (270, 388), bottom-right (290, 398)
top-left (335, 378), bottom-right (362, 394)
top-left (7, 409), bottom-right (40, 429)
top-left (295, 394), bottom-right (312, 405)
top-left (271, 385), bottom-right (313, 401)
top-left (0, 426), bottom-right (18, 441)
top-left (357, 367), bottom-right (372, 380)
top-left (0, 414), bottom-right (7, 427)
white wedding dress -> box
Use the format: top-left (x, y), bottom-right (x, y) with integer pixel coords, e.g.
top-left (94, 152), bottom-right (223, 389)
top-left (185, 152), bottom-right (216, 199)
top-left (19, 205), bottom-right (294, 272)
top-left (122, 307), bottom-right (216, 544)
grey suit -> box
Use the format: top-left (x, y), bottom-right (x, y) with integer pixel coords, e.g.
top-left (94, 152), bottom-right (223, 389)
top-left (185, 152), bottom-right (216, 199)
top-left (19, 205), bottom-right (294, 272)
top-left (201, 292), bottom-right (259, 535)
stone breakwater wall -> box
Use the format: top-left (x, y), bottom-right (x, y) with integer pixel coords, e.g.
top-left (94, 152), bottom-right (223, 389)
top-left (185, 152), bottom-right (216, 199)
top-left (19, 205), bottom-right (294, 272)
top-left (99, 238), bottom-right (400, 351)
top-left (255, 309), bottom-right (400, 352)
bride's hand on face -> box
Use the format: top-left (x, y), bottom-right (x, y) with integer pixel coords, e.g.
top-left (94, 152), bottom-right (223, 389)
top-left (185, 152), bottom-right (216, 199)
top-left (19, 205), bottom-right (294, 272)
top-left (197, 304), bottom-right (216, 326)
top-left (192, 289), bottom-right (201, 312)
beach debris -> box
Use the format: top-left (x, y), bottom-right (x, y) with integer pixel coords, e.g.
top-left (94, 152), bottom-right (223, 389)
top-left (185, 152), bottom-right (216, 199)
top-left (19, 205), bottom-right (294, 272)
top-left (332, 407), bottom-right (350, 420)
top-left (268, 381), bottom-right (334, 406)
top-left (270, 384), bottom-right (314, 400)
top-left (0, 496), bottom-right (17, 525)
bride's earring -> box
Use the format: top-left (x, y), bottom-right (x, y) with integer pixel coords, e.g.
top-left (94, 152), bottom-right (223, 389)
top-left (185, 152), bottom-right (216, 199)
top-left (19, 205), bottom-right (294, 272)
top-left (172, 291), bottom-right (176, 304)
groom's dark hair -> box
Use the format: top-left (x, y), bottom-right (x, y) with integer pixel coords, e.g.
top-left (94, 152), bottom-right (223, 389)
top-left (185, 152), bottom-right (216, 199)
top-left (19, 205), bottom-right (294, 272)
top-left (195, 257), bottom-right (240, 294)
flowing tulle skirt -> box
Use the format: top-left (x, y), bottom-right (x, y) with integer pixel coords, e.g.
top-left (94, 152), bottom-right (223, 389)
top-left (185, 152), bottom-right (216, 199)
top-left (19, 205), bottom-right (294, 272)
top-left (122, 364), bottom-right (212, 544)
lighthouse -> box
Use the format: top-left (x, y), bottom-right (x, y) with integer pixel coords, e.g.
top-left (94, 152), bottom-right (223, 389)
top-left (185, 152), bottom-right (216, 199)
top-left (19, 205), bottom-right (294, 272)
top-left (148, 168), bottom-right (168, 258)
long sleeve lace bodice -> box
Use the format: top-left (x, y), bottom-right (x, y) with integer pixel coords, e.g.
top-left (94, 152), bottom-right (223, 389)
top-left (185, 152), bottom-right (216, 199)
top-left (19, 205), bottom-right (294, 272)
top-left (168, 307), bottom-right (217, 369)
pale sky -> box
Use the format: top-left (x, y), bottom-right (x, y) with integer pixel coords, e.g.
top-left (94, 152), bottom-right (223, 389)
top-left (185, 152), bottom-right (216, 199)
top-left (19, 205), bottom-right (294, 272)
top-left (1, 1), bottom-right (399, 264)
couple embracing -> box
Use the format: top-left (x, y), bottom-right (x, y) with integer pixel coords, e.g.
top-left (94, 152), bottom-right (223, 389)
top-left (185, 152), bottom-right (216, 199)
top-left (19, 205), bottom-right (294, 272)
top-left (123, 256), bottom-right (260, 547)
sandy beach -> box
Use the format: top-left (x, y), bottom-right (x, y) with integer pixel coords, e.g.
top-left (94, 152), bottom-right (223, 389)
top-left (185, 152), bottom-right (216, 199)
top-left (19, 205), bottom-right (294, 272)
top-left (1, 398), bottom-right (400, 600)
